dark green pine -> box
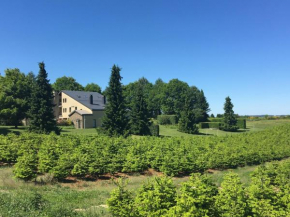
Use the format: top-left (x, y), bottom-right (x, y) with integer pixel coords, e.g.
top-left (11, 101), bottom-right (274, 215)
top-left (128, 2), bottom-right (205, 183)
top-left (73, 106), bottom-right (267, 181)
top-left (129, 83), bottom-right (151, 135)
top-left (221, 96), bottom-right (239, 132)
top-left (102, 65), bottom-right (128, 136)
top-left (178, 92), bottom-right (199, 134)
top-left (28, 62), bottom-right (60, 134)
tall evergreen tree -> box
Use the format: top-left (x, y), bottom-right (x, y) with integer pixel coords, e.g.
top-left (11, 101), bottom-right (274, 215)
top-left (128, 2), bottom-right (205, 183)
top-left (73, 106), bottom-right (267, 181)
top-left (220, 96), bottom-right (239, 132)
top-left (28, 62), bottom-right (60, 134)
top-left (178, 92), bottom-right (199, 134)
top-left (129, 83), bottom-right (151, 135)
top-left (102, 65), bottom-right (128, 136)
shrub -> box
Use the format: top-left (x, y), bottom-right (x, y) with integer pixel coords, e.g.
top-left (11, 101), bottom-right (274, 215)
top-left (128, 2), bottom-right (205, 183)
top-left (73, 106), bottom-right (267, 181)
top-left (237, 119), bottom-right (246, 129)
top-left (157, 115), bottom-right (178, 125)
top-left (199, 122), bottom-right (221, 129)
top-left (56, 119), bottom-right (72, 126)
top-left (149, 124), bottom-right (159, 136)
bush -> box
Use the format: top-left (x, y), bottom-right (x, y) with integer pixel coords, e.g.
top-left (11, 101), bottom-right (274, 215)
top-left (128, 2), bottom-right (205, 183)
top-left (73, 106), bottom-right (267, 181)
top-left (157, 115), bottom-right (178, 125)
top-left (199, 122), bottom-right (221, 129)
top-left (149, 124), bottom-right (159, 136)
top-left (237, 119), bottom-right (246, 129)
top-left (56, 119), bottom-right (72, 126)
top-left (208, 118), bottom-right (246, 129)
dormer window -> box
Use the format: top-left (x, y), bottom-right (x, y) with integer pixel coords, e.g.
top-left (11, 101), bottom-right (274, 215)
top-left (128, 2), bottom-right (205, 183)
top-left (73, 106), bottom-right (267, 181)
top-left (90, 95), bottom-right (93, 104)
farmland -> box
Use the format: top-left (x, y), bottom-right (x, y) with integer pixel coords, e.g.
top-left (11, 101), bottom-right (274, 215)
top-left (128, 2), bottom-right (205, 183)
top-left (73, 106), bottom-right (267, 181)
top-left (0, 120), bottom-right (290, 216)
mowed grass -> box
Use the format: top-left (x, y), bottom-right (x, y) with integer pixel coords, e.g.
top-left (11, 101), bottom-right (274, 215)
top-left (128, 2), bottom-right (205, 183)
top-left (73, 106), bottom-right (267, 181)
top-left (160, 119), bottom-right (290, 137)
top-left (2, 119), bottom-right (290, 136)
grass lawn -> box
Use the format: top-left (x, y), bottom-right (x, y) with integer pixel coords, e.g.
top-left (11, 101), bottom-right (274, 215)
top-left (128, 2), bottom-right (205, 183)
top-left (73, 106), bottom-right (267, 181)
top-left (160, 119), bottom-right (290, 137)
top-left (2, 119), bottom-right (290, 137)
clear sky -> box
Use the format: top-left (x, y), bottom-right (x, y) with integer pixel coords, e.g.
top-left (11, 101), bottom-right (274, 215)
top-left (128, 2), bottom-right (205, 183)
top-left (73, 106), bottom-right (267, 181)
top-left (1, 0), bottom-right (289, 115)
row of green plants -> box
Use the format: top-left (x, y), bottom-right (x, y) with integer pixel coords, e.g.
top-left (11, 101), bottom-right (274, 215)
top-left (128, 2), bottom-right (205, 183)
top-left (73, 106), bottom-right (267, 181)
top-left (0, 125), bottom-right (290, 180)
top-left (108, 159), bottom-right (290, 216)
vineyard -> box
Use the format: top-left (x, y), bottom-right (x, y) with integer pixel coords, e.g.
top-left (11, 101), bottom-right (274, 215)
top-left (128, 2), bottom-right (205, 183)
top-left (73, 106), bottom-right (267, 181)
top-left (108, 159), bottom-right (290, 216)
top-left (1, 124), bottom-right (290, 180)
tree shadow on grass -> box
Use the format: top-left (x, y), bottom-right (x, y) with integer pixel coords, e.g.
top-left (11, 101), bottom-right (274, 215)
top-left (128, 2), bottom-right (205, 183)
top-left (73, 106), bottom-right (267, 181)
top-left (0, 126), bottom-right (26, 136)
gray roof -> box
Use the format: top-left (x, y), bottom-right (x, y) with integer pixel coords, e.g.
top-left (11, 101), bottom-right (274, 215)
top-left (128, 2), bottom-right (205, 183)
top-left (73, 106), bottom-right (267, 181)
top-left (68, 110), bottom-right (92, 117)
top-left (62, 90), bottom-right (105, 111)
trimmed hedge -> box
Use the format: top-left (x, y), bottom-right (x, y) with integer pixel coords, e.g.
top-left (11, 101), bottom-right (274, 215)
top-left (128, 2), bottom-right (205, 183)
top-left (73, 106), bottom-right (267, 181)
top-left (157, 115), bottom-right (178, 125)
top-left (237, 119), bottom-right (246, 129)
top-left (149, 124), bottom-right (159, 136)
top-left (207, 118), bottom-right (246, 129)
top-left (199, 122), bottom-right (221, 129)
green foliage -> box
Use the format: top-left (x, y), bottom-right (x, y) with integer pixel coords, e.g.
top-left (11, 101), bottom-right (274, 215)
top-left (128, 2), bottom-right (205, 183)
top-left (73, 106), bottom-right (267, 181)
top-left (102, 65), bottom-right (128, 136)
top-left (129, 83), bottom-right (151, 135)
top-left (168, 173), bottom-right (218, 216)
top-left (52, 76), bottom-right (84, 92)
top-left (199, 122), bottom-right (221, 129)
top-left (107, 178), bottom-right (134, 217)
top-left (149, 124), bottom-right (159, 136)
top-left (237, 119), bottom-right (246, 129)
top-left (14, 150), bottom-right (37, 181)
top-left (0, 69), bottom-right (33, 128)
top-left (215, 173), bottom-right (249, 216)
top-left (178, 93), bottom-right (199, 134)
top-left (28, 62), bottom-right (60, 134)
top-left (157, 115), bottom-right (178, 125)
top-left (161, 79), bottom-right (189, 117)
top-left (134, 177), bottom-right (177, 217)
top-left (1, 125), bottom-right (290, 180)
top-left (220, 97), bottom-right (239, 132)
top-left (84, 82), bottom-right (102, 93)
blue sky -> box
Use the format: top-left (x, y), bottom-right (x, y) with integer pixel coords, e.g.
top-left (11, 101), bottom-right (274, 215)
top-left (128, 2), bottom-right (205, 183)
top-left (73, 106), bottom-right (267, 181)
top-left (1, 0), bottom-right (290, 115)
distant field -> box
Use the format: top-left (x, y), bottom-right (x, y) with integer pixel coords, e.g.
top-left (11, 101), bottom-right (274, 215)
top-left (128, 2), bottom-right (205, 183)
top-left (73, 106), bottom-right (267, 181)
top-left (160, 119), bottom-right (290, 137)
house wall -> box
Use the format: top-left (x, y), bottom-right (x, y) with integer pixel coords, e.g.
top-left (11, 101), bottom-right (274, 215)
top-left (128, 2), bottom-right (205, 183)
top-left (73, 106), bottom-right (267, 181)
top-left (69, 112), bottom-right (84, 129)
top-left (60, 92), bottom-right (92, 119)
top-left (83, 110), bottom-right (105, 128)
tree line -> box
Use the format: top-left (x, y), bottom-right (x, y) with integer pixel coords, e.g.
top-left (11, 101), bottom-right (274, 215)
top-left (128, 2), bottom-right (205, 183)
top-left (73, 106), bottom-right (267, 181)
top-left (0, 63), bottom-right (239, 135)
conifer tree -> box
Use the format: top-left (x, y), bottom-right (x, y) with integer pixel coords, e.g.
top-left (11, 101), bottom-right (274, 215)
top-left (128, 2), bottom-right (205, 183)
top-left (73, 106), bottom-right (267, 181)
top-left (215, 173), bottom-right (249, 216)
top-left (129, 83), bottom-right (151, 135)
top-left (178, 92), bottom-right (199, 134)
top-left (220, 96), bottom-right (239, 132)
top-left (28, 62), bottom-right (60, 134)
top-left (102, 65), bottom-right (128, 136)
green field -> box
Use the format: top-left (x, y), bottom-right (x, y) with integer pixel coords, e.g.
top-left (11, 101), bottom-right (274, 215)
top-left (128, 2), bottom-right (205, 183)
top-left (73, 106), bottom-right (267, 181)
top-left (1, 119), bottom-right (290, 216)
top-left (2, 119), bottom-right (290, 136)
top-left (0, 159), bottom-right (283, 216)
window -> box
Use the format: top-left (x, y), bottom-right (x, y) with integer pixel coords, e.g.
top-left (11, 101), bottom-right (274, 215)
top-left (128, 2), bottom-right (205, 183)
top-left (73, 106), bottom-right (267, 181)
top-left (69, 107), bottom-right (71, 113)
top-left (75, 107), bottom-right (77, 110)
top-left (90, 95), bottom-right (93, 104)
top-left (63, 108), bottom-right (67, 113)
top-left (63, 98), bottom-right (67, 103)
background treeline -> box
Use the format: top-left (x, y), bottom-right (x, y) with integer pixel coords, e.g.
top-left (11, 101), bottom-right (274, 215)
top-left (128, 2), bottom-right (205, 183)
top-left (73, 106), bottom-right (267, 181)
top-left (108, 159), bottom-right (290, 216)
top-left (1, 125), bottom-right (290, 180)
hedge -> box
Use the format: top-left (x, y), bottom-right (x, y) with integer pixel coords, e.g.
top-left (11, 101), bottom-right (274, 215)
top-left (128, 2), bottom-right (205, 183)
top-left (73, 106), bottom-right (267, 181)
top-left (208, 118), bottom-right (246, 129)
top-left (199, 122), bottom-right (221, 129)
top-left (157, 115), bottom-right (178, 125)
top-left (149, 124), bottom-right (159, 136)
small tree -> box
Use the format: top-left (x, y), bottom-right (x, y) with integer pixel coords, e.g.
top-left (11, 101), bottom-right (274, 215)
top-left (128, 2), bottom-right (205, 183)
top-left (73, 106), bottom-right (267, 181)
top-left (14, 151), bottom-right (37, 181)
top-left (28, 62), bottom-right (60, 134)
top-left (129, 83), bottom-right (151, 135)
top-left (178, 92), bottom-right (199, 134)
top-left (102, 65), bottom-right (128, 136)
top-left (220, 96), bottom-right (239, 132)
top-left (215, 173), bottom-right (249, 216)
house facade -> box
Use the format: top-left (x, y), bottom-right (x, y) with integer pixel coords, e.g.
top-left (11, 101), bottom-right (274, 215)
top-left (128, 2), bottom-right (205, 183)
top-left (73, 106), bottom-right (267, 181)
top-left (53, 90), bottom-right (106, 129)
